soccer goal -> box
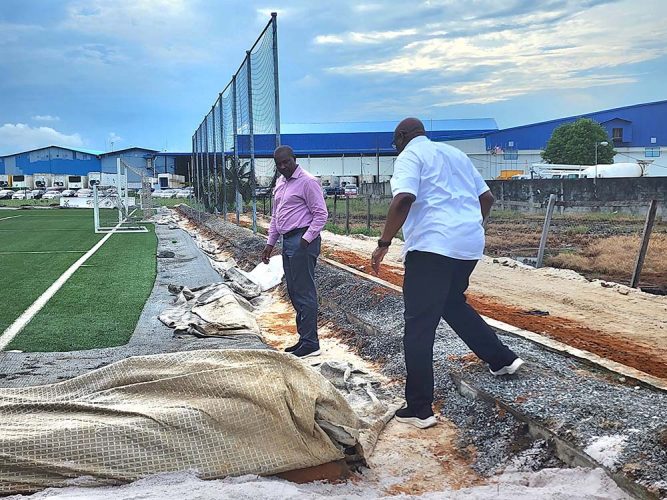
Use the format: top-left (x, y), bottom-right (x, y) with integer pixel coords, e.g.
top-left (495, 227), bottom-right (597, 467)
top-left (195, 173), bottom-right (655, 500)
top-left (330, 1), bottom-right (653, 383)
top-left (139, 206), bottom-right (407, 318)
top-left (92, 158), bottom-right (150, 233)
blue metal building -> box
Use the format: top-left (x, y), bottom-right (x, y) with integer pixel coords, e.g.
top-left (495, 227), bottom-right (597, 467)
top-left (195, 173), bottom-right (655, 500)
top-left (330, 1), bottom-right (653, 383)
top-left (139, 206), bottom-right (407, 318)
top-left (0, 146), bottom-right (102, 176)
top-left (485, 100), bottom-right (666, 152)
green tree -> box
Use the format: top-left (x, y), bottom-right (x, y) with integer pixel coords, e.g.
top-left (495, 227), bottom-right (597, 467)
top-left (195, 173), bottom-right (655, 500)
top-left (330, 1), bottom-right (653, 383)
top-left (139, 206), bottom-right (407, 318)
top-left (541, 118), bottom-right (616, 165)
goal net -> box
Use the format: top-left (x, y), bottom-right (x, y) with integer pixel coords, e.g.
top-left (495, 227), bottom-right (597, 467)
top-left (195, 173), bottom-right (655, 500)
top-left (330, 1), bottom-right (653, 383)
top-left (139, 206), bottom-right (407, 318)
top-left (92, 158), bottom-right (150, 233)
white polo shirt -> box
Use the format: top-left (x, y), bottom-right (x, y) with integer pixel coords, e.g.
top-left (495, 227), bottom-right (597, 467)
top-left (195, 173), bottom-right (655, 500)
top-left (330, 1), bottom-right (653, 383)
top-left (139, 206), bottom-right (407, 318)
top-left (390, 136), bottom-right (490, 260)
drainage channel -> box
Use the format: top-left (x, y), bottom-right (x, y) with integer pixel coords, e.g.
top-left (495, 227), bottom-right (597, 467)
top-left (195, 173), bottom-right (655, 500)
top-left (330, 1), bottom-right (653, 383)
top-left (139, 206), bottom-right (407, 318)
top-left (176, 206), bottom-right (667, 500)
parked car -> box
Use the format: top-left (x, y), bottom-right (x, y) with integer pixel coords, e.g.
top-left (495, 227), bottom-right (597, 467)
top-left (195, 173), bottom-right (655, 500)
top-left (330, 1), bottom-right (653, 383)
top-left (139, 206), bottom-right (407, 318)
top-left (42, 188), bottom-right (62, 200)
top-left (61, 189), bottom-right (77, 197)
top-left (76, 188), bottom-right (93, 198)
top-left (31, 189), bottom-right (45, 199)
top-left (344, 185), bottom-right (358, 197)
top-left (154, 189), bottom-right (178, 199)
top-left (12, 190), bottom-right (33, 200)
top-left (174, 189), bottom-right (193, 198)
top-left (0, 189), bottom-right (15, 200)
top-left (324, 186), bottom-right (345, 197)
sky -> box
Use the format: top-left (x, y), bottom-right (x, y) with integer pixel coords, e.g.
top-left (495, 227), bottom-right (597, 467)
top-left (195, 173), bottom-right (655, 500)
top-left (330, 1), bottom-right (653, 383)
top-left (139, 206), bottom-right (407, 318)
top-left (0, 0), bottom-right (665, 155)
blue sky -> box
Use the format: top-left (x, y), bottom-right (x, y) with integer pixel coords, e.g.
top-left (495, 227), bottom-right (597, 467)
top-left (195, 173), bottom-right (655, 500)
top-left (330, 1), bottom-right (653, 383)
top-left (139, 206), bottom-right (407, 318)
top-left (0, 0), bottom-right (665, 155)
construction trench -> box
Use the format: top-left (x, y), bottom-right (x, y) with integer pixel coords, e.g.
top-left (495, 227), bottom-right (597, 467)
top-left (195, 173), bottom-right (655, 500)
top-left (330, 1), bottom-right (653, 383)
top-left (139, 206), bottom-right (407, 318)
top-left (0, 205), bottom-right (665, 499)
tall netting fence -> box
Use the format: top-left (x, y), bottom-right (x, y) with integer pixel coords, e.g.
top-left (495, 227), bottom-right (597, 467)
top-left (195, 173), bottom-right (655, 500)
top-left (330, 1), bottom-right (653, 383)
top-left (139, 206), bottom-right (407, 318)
top-left (192, 13), bottom-right (280, 233)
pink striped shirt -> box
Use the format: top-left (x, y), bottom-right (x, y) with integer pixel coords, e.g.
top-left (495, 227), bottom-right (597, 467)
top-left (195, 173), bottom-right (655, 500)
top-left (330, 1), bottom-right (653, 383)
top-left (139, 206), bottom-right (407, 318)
top-left (267, 166), bottom-right (328, 246)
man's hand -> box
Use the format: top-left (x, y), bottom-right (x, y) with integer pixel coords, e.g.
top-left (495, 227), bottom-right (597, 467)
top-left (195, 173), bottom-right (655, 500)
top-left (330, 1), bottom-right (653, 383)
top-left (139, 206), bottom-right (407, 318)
top-left (261, 244), bottom-right (274, 264)
top-left (371, 246), bottom-right (389, 274)
top-left (300, 238), bottom-right (309, 249)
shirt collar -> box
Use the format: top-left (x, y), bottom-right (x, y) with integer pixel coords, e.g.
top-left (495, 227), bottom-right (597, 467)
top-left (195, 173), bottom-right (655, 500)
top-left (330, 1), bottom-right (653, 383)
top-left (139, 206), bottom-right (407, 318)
top-left (289, 165), bottom-right (303, 179)
top-left (405, 135), bottom-right (429, 149)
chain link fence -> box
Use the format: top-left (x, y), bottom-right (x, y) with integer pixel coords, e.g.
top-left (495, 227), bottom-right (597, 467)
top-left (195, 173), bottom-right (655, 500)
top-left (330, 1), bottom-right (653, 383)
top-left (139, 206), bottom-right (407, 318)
top-left (192, 13), bottom-right (280, 233)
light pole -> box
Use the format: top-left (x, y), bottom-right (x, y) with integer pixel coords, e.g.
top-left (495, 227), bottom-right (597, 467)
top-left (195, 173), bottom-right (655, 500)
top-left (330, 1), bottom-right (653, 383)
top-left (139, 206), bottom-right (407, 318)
top-left (594, 141), bottom-right (609, 183)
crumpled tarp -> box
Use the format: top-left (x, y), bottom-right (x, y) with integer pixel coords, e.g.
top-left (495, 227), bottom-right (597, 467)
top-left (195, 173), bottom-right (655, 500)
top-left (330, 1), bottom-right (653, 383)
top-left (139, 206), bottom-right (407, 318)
top-left (0, 349), bottom-right (399, 495)
top-left (159, 283), bottom-right (261, 339)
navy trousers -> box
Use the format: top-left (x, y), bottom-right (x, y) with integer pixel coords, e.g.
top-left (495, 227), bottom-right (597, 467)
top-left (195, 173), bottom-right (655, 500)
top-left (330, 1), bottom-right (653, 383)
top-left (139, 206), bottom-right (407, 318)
top-left (282, 230), bottom-right (321, 349)
top-left (403, 250), bottom-right (518, 416)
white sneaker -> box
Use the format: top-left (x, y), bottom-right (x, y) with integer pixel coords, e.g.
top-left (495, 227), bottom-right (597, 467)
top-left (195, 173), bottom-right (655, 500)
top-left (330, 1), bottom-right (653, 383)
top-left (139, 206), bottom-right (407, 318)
top-left (394, 407), bottom-right (438, 429)
top-left (490, 358), bottom-right (524, 376)
top-left (395, 415), bottom-right (438, 429)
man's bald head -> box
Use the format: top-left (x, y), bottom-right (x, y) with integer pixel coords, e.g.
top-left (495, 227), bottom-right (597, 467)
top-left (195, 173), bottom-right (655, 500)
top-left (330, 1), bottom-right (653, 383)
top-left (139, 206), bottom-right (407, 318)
top-left (393, 118), bottom-right (426, 153)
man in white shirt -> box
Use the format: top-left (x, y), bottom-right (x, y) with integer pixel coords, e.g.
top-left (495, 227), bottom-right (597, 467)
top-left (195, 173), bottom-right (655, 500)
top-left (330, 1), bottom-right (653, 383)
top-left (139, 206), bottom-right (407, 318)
top-left (371, 118), bottom-right (524, 429)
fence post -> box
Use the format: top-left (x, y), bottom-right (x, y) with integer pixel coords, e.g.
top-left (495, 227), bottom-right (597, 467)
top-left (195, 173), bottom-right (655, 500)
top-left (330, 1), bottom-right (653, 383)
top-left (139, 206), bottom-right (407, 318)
top-left (333, 194), bottom-right (337, 225)
top-left (536, 194), bottom-right (557, 268)
top-left (345, 195), bottom-right (350, 235)
top-left (366, 195), bottom-right (371, 231)
top-left (630, 200), bottom-right (658, 288)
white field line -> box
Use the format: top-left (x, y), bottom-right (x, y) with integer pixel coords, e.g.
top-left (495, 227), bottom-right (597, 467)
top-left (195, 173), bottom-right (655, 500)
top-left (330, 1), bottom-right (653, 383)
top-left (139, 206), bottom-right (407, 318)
top-left (0, 215), bottom-right (21, 222)
top-left (0, 230), bottom-right (116, 351)
top-left (0, 251), bottom-right (88, 255)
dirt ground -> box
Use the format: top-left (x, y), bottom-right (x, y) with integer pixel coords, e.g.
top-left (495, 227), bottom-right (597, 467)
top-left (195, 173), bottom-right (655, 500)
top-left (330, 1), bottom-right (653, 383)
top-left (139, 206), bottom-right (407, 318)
top-left (235, 212), bottom-right (667, 380)
top-left (257, 291), bottom-right (484, 495)
top-left (317, 232), bottom-right (667, 381)
top-left (484, 212), bottom-right (667, 292)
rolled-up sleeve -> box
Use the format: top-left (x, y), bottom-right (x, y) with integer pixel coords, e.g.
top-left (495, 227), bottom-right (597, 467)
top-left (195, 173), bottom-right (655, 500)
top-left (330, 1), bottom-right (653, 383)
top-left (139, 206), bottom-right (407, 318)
top-left (390, 150), bottom-right (421, 198)
top-left (302, 179), bottom-right (328, 243)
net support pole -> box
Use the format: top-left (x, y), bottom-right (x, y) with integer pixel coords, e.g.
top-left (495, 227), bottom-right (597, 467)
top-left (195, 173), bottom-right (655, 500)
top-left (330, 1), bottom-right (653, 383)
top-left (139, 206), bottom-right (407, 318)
top-left (246, 50), bottom-right (257, 234)
top-left (219, 92), bottom-right (227, 219)
top-left (272, 12), bottom-right (281, 148)
top-left (211, 101), bottom-right (219, 214)
top-left (232, 75), bottom-right (240, 224)
top-left (204, 116), bottom-right (211, 211)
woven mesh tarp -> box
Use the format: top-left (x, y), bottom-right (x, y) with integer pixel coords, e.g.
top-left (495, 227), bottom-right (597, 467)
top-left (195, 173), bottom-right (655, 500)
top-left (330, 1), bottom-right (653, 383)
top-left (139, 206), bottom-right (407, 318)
top-left (0, 349), bottom-right (396, 494)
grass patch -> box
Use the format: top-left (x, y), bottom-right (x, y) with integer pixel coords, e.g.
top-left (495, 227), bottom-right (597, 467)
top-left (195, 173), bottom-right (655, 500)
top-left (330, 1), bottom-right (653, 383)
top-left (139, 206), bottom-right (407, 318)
top-left (545, 234), bottom-right (667, 278)
top-left (0, 211), bottom-right (103, 333)
top-left (0, 209), bottom-right (157, 352)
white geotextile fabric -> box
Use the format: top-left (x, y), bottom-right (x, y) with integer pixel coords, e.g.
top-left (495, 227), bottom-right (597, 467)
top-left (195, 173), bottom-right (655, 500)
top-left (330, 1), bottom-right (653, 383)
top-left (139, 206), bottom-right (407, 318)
top-left (158, 283), bottom-right (261, 339)
top-left (0, 350), bottom-right (398, 495)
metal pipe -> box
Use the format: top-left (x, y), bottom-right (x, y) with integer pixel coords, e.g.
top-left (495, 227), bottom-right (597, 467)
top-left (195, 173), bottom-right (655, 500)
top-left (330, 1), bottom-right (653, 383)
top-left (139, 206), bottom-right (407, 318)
top-left (247, 50), bottom-right (257, 234)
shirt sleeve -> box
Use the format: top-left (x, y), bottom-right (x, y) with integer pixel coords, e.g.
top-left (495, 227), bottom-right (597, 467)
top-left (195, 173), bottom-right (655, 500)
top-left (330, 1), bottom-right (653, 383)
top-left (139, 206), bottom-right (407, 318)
top-left (302, 179), bottom-right (328, 243)
top-left (390, 149), bottom-right (421, 197)
top-left (267, 186), bottom-right (280, 246)
top-left (469, 159), bottom-right (490, 196)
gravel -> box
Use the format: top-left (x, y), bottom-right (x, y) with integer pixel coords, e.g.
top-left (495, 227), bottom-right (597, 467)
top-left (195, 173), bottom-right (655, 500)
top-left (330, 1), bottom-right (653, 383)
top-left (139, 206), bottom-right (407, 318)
top-left (183, 208), bottom-right (667, 499)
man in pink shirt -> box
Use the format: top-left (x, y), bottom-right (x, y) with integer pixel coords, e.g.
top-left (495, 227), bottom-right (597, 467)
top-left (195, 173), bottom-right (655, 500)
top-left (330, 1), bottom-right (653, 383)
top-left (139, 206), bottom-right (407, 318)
top-left (261, 145), bottom-right (328, 358)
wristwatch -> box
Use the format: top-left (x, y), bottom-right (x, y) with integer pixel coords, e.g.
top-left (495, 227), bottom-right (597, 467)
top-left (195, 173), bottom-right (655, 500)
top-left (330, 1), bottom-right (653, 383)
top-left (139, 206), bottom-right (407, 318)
top-left (377, 239), bottom-right (391, 248)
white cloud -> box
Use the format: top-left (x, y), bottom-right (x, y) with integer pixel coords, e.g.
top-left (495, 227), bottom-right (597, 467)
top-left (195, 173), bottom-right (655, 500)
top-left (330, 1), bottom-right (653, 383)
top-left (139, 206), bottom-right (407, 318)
top-left (32, 115), bottom-right (60, 122)
top-left (315, 34), bottom-right (344, 44)
top-left (0, 124), bottom-right (84, 156)
top-left (108, 132), bottom-right (123, 145)
top-left (62, 0), bottom-right (206, 63)
top-left (315, 29), bottom-right (417, 45)
top-left (295, 74), bottom-right (319, 88)
top-left (326, 1), bottom-right (667, 106)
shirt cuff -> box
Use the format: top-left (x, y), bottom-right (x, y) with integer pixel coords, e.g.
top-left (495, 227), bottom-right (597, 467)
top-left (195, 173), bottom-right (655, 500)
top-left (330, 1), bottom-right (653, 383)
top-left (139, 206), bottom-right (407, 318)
top-left (302, 230), bottom-right (318, 243)
top-left (267, 234), bottom-right (279, 246)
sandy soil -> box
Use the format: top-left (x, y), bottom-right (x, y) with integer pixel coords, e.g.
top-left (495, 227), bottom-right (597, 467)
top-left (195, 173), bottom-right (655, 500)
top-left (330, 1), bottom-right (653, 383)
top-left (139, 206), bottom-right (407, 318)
top-left (257, 293), bottom-right (483, 495)
top-left (317, 231), bottom-right (667, 380)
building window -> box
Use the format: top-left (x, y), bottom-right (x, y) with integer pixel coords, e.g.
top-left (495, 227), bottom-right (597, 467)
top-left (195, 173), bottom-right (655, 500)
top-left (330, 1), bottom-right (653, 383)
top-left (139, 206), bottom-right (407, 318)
top-left (612, 128), bottom-right (623, 141)
top-left (645, 147), bottom-right (661, 158)
top-left (503, 151), bottom-right (518, 160)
